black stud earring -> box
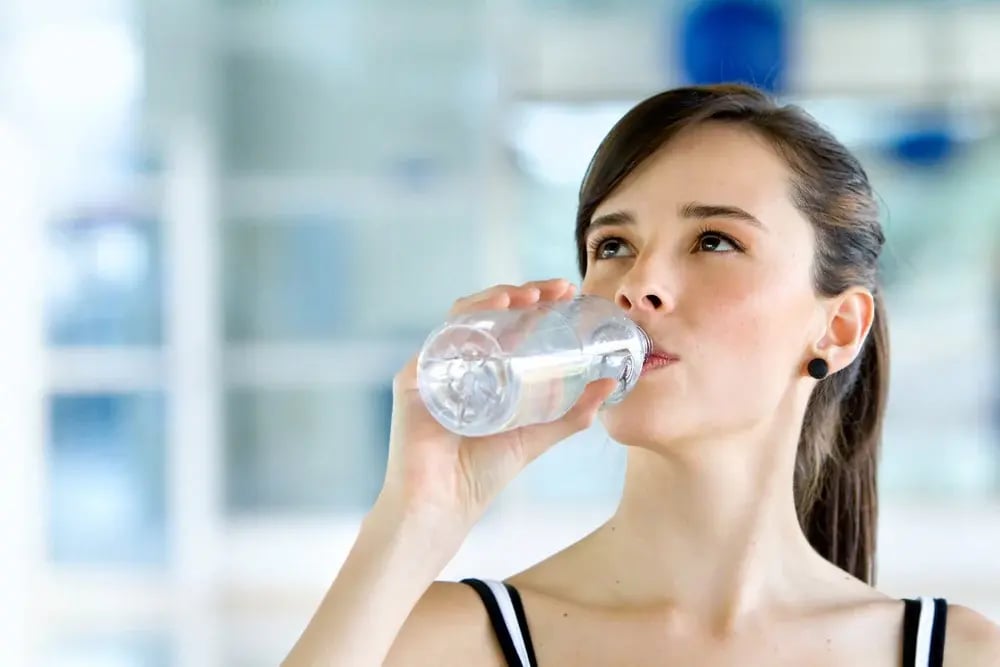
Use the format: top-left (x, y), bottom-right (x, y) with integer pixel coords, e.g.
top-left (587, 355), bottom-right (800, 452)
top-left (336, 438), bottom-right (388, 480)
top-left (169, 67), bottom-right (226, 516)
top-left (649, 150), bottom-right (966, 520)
top-left (807, 358), bottom-right (829, 380)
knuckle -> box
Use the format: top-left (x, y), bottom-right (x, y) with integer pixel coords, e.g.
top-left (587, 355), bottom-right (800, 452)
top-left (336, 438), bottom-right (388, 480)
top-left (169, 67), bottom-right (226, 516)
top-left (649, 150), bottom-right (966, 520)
top-left (393, 358), bottom-right (418, 392)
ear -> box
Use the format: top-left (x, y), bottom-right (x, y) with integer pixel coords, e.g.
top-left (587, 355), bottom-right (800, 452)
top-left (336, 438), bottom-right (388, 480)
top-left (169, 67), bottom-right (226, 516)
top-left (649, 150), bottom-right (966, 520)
top-left (814, 287), bottom-right (875, 374)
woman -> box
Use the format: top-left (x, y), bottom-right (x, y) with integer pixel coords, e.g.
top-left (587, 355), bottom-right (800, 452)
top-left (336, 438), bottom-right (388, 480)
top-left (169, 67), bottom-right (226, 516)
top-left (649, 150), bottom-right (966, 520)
top-left (284, 85), bottom-right (1000, 666)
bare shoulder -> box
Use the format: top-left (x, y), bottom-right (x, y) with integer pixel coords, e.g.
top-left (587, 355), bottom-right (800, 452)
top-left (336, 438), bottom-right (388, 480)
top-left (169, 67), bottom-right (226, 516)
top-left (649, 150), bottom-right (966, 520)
top-left (945, 604), bottom-right (1000, 667)
top-left (384, 580), bottom-right (502, 667)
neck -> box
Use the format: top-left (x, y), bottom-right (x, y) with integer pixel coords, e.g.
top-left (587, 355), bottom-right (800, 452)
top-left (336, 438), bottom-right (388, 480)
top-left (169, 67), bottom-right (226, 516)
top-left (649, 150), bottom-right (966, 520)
top-left (589, 416), bottom-right (839, 628)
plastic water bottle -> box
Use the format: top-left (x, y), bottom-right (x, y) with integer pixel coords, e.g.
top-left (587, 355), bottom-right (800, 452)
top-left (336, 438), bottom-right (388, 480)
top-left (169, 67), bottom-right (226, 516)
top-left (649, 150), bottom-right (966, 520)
top-left (416, 294), bottom-right (650, 437)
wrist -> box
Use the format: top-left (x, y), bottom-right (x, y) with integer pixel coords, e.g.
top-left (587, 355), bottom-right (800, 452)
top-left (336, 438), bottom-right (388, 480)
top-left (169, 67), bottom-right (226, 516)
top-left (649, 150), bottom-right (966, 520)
top-left (360, 496), bottom-right (469, 567)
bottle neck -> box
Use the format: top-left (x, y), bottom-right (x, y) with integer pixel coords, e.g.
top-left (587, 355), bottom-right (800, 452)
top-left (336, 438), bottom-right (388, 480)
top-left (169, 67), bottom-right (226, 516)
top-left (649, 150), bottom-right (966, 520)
top-left (636, 324), bottom-right (651, 360)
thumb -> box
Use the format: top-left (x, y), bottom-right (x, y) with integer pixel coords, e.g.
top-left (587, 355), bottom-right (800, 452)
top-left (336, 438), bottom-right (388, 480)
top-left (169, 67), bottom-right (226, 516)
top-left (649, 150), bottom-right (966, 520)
top-left (516, 378), bottom-right (619, 463)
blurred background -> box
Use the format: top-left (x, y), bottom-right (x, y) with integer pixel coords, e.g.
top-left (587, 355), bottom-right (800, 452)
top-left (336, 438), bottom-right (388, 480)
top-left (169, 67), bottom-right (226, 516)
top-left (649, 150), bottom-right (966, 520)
top-left (1, 0), bottom-right (1000, 664)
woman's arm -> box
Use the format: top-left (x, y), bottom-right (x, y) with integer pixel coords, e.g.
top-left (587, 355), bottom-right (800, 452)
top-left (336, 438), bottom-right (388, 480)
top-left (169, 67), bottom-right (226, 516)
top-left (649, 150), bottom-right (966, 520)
top-left (281, 280), bottom-right (613, 666)
top-left (944, 605), bottom-right (1000, 667)
top-left (281, 502), bottom-right (466, 667)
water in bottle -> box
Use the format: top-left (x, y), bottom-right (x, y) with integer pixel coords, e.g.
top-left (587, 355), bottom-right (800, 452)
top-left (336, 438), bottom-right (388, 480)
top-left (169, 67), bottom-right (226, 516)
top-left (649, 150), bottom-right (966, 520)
top-left (416, 294), bottom-right (650, 437)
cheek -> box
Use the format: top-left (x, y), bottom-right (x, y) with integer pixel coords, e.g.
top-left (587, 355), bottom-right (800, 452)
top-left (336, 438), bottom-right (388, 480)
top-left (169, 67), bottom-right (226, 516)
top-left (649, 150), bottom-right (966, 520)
top-left (688, 269), bottom-right (760, 330)
top-left (580, 271), bottom-right (627, 306)
top-left (580, 265), bottom-right (619, 296)
top-left (688, 269), bottom-right (811, 374)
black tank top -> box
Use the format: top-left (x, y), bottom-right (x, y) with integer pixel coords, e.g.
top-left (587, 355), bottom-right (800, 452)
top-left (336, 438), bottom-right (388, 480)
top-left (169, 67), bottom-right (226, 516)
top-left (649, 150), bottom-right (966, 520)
top-left (462, 578), bottom-right (948, 667)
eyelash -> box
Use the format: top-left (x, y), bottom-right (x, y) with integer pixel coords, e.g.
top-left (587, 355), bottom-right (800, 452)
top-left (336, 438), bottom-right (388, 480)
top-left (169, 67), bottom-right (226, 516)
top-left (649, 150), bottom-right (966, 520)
top-left (586, 227), bottom-right (745, 260)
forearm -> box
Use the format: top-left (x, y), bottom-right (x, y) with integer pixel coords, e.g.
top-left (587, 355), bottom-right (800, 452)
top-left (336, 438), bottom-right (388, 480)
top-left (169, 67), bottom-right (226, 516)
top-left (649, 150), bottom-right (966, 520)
top-left (282, 504), bottom-right (465, 667)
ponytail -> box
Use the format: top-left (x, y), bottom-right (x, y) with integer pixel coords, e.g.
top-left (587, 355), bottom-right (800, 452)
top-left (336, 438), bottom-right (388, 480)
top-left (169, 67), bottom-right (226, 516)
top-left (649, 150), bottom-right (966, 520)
top-left (796, 294), bottom-right (889, 585)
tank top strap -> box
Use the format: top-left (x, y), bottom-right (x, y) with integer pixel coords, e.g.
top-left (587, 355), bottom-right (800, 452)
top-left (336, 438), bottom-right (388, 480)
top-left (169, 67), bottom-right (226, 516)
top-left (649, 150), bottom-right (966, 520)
top-left (461, 578), bottom-right (538, 667)
top-left (902, 597), bottom-right (948, 667)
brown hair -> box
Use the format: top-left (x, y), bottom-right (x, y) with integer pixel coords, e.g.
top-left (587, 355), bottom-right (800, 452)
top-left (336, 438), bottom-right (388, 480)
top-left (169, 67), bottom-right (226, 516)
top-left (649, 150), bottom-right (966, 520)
top-left (575, 84), bottom-right (888, 585)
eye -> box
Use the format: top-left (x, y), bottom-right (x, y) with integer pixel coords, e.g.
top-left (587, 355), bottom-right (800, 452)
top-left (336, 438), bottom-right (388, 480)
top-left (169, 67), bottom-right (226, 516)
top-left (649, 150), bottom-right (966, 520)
top-left (588, 235), bottom-right (634, 261)
top-left (696, 230), bottom-right (742, 253)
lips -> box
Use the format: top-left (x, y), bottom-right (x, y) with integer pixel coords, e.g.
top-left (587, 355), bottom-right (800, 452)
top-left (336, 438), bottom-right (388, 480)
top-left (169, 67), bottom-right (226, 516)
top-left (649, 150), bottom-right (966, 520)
top-left (642, 355), bottom-right (678, 372)
top-left (648, 350), bottom-right (679, 361)
top-left (646, 343), bottom-right (680, 362)
top-left (642, 345), bottom-right (680, 372)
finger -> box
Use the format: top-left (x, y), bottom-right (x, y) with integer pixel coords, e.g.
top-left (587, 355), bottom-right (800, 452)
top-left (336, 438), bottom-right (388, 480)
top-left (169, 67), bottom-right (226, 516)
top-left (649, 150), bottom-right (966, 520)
top-left (448, 290), bottom-right (511, 317)
top-left (504, 285), bottom-right (542, 309)
top-left (501, 279), bottom-right (575, 316)
top-left (557, 282), bottom-right (578, 300)
top-left (450, 280), bottom-right (572, 318)
top-left (522, 278), bottom-right (575, 302)
top-left (457, 284), bottom-right (517, 303)
top-left (450, 284), bottom-right (513, 307)
top-left (449, 283), bottom-right (550, 317)
top-left (515, 378), bottom-right (618, 463)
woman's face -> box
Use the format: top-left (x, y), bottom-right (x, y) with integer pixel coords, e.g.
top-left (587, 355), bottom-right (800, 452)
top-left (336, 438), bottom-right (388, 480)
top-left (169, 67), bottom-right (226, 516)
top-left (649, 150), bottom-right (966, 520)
top-left (581, 122), bottom-right (824, 449)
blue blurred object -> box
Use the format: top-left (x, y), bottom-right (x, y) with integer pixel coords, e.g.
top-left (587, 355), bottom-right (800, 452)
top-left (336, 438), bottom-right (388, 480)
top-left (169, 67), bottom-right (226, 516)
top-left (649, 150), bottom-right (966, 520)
top-left (48, 394), bottom-right (167, 567)
top-left (42, 632), bottom-right (172, 667)
top-left (888, 127), bottom-right (958, 168)
top-left (676, 0), bottom-right (788, 94)
top-left (46, 213), bottom-right (162, 346)
top-left (389, 155), bottom-right (442, 191)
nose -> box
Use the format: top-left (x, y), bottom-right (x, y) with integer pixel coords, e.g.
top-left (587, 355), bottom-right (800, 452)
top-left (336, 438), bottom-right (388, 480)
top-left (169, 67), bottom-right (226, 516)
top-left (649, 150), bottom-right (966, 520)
top-left (614, 266), bottom-right (674, 314)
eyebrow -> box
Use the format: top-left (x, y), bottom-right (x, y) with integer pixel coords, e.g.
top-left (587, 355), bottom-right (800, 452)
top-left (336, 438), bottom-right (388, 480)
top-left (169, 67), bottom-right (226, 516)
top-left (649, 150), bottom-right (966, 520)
top-left (680, 202), bottom-right (767, 231)
top-left (587, 201), bottom-right (767, 234)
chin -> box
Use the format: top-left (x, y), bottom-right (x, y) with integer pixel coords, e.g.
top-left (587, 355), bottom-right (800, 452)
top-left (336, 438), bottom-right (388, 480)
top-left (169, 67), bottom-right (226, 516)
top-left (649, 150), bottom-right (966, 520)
top-left (598, 391), bottom-right (690, 450)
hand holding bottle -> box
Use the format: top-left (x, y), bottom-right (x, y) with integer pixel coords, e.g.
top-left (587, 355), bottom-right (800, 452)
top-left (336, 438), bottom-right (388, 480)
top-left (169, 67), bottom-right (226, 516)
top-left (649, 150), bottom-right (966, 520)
top-left (378, 278), bottom-right (621, 534)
